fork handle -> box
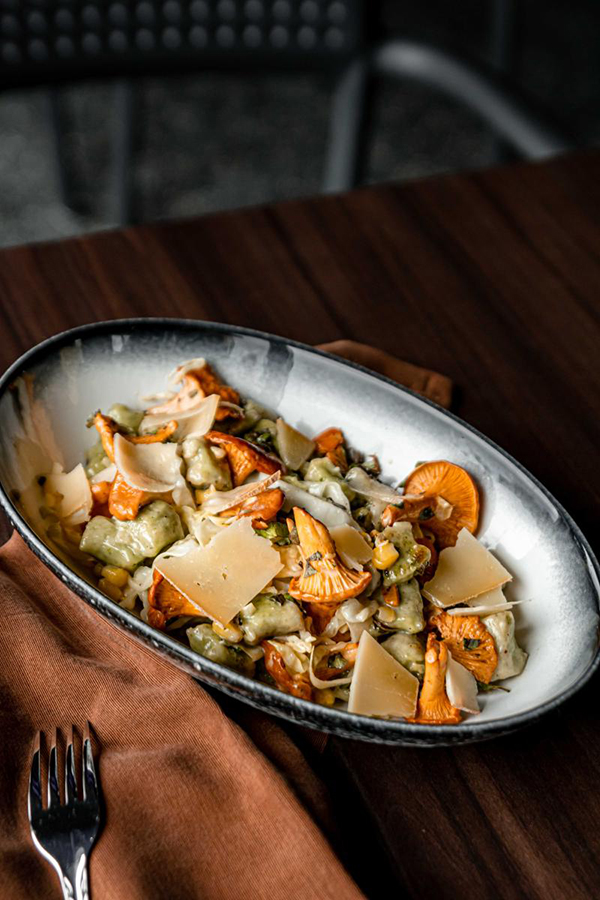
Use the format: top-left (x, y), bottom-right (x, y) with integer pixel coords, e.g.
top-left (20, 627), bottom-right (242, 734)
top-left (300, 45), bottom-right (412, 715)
top-left (57, 852), bottom-right (90, 900)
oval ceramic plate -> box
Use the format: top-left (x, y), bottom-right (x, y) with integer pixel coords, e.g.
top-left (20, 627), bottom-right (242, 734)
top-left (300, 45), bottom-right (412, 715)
top-left (0, 319), bottom-right (598, 746)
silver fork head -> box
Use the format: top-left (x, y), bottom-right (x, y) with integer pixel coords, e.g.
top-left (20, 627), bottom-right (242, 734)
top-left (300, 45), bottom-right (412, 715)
top-left (28, 725), bottom-right (101, 900)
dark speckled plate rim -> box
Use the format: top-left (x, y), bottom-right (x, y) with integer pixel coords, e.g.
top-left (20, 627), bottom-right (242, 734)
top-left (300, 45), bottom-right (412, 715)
top-left (0, 317), bottom-right (598, 747)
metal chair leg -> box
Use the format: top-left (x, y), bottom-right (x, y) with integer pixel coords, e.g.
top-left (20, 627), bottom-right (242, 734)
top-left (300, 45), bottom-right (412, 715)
top-left (111, 79), bottom-right (135, 226)
top-left (46, 87), bottom-right (85, 214)
top-left (488, 0), bottom-right (519, 162)
top-left (323, 56), bottom-right (371, 193)
top-left (371, 40), bottom-right (572, 159)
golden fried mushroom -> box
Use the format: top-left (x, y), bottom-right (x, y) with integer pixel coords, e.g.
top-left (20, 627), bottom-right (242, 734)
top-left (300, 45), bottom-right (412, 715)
top-left (205, 431), bottom-right (281, 486)
top-left (430, 610), bottom-right (498, 684)
top-left (288, 507), bottom-right (371, 605)
top-left (408, 634), bottom-right (461, 725)
top-left (313, 427), bottom-right (348, 473)
top-left (262, 641), bottom-right (313, 701)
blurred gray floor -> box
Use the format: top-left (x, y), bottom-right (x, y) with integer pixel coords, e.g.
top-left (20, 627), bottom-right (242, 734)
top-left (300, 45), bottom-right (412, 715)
top-left (0, 0), bottom-right (599, 248)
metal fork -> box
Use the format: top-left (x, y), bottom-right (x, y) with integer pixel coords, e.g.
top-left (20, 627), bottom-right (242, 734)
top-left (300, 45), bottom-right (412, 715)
top-left (28, 725), bottom-right (101, 900)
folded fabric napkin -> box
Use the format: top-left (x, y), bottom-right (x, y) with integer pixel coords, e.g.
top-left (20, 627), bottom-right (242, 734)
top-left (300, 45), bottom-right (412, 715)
top-left (0, 342), bottom-right (451, 900)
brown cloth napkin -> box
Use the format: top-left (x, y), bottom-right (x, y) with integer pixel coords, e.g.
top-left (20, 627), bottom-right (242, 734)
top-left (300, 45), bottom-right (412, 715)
top-left (0, 343), bottom-right (451, 900)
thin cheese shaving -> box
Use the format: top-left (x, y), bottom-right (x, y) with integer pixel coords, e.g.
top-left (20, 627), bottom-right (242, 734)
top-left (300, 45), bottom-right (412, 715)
top-left (329, 524), bottom-right (372, 571)
top-left (155, 518), bottom-right (282, 625)
top-left (46, 463), bottom-right (92, 524)
top-left (114, 433), bottom-right (182, 493)
top-left (278, 480), bottom-right (354, 528)
top-left (275, 418), bottom-right (315, 470)
top-left (422, 528), bottom-right (512, 608)
top-left (167, 357), bottom-right (206, 387)
top-left (200, 470), bottom-right (282, 515)
top-left (445, 651), bottom-right (480, 713)
top-left (140, 393), bottom-right (219, 436)
top-left (348, 631), bottom-right (419, 718)
top-left (448, 599), bottom-right (526, 616)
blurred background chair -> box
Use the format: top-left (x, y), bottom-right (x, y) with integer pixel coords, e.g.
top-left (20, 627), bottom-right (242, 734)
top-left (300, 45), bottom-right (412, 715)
top-left (0, 1), bottom-right (576, 236)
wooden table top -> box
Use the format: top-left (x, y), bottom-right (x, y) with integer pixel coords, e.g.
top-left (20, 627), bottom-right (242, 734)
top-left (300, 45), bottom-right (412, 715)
top-left (1, 150), bottom-right (600, 900)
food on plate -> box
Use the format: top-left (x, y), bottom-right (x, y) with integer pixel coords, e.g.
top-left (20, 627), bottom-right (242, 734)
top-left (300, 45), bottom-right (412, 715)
top-left (33, 357), bottom-right (527, 724)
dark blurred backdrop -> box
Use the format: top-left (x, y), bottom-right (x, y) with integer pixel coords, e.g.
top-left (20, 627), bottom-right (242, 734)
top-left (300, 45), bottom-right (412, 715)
top-left (0, 0), bottom-right (598, 247)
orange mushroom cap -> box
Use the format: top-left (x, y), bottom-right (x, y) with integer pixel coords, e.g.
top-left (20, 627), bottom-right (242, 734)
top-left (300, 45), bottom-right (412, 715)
top-left (288, 507), bottom-right (371, 605)
top-left (407, 633), bottom-right (462, 725)
top-left (147, 570), bottom-right (201, 630)
top-left (205, 431), bottom-right (282, 486)
top-left (262, 640), bottom-right (313, 701)
top-left (220, 488), bottom-right (284, 529)
top-left (402, 460), bottom-right (479, 549)
top-left (313, 427), bottom-right (348, 473)
top-left (430, 610), bottom-right (498, 684)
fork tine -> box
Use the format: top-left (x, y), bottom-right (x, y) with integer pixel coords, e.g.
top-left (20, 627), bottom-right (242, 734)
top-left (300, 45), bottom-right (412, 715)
top-left (82, 722), bottom-right (98, 803)
top-left (47, 729), bottom-right (61, 808)
top-left (28, 732), bottom-right (42, 818)
top-left (65, 725), bottom-right (77, 804)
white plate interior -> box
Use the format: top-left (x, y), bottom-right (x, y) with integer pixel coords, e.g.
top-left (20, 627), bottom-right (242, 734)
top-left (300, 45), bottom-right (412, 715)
top-left (0, 323), bottom-right (598, 729)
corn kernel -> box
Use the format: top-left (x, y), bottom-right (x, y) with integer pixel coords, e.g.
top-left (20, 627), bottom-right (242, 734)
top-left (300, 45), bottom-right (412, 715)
top-left (377, 606), bottom-right (397, 625)
top-left (315, 688), bottom-right (336, 707)
top-left (93, 563), bottom-right (104, 578)
top-left (372, 541), bottom-right (399, 570)
top-left (212, 621), bottom-right (243, 643)
top-left (98, 578), bottom-right (123, 602)
top-left (101, 565), bottom-right (129, 587)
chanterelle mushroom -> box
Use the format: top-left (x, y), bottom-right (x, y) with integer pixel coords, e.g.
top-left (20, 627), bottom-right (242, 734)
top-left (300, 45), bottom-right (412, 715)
top-left (288, 507), bottom-right (371, 604)
top-left (430, 610), bottom-right (498, 684)
top-left (205, 431), bottom-right (281, 486)
top-left (407, 633), bottom-right (461, 725)
top-left (313, 427), bottom-right (348, 473)
top-left (147, 362), bottom-right (241, 421)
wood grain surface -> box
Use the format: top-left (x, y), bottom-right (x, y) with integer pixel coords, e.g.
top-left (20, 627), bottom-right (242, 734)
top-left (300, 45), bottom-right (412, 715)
top-left (1, 150), bottom-right (600, 899)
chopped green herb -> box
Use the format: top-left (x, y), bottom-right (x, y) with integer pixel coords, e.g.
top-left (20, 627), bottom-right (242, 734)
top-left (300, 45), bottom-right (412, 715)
top-left (254, 521), bottom-right (290, 546)
top-left (476, 681), bottom-right (510, 693)
top-left (327, 653), bottom-right (347, 670)
top-left (464, 638), bottom-right (481, 650)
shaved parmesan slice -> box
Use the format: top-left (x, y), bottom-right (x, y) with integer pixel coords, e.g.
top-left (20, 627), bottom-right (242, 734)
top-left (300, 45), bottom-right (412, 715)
top-left (446, 652), bottom-right (480, 713)
top-left (174, 395), bottom-right (219, 440)
top-left (448, 599), bottom-right (526, 616)
top-left (348, 631), bottom-right (419, 719)
top-left (140, 394), bottom-right (219, 436)
top-left (114, 433), bottom-right (182, 493)
top-left (466, 585), bottom-right (506, 609)
top-left (171, 477), bottom-right (196, 508)
top-left (200, 470), bottom-right (282, 515)
top-left (330, 524), bottom-right (372, 571)
top-left (275, 418), bottom-right (315, 470)
top-left (422, 528), bottom-right (512, 608)
top-left (155, 518), bottom-right (282, 626)
top-left (279, 480), bottom-right (354, 528)
top-left (90, 463), bottom-right (116, 485)
top-left (167, 357), bottom-right (206, 387)
top-left (345, 467), bottom-right (404, 504)
top-left (46, 463), bottom-right (92, 525)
